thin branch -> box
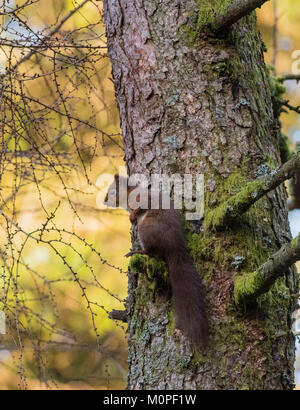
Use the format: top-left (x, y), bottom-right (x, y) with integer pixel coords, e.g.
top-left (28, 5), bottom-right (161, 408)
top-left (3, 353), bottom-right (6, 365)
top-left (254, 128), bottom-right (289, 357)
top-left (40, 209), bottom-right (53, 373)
top-left (206, 153), bottom-right (300, 230)
top-left (3, 0), bottom-right (90, 73)
top-left (0, 0), bottom-right (39, 16)
top-left (279, 74), bottom-right (300, 83)
top-left (212, 0), bottom-right (271, 33)
top-left (281, 100), bottom-right (300, 115)
top-left (234, 232), bottom-right (300, 305)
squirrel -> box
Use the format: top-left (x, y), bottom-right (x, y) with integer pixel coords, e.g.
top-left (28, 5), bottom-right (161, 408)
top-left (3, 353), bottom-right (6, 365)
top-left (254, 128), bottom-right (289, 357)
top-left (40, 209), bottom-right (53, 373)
top-left (104, 174), bottom-right (208, 348)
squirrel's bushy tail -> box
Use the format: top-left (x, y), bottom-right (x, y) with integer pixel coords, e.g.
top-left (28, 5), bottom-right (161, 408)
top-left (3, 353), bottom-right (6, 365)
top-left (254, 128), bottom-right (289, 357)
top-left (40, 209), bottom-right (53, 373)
top-left (166, 251), bottom-right (208, 348)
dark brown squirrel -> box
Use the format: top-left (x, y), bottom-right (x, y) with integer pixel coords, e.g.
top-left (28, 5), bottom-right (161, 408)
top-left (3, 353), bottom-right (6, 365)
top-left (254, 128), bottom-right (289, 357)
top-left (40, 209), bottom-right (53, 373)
top-left (104, 174), bottom-right (208, 348)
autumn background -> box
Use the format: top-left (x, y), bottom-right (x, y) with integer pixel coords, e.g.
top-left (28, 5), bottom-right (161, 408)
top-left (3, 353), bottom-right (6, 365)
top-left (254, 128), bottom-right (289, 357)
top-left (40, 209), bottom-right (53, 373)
top-left (0, 0), bottom-right (299, 389)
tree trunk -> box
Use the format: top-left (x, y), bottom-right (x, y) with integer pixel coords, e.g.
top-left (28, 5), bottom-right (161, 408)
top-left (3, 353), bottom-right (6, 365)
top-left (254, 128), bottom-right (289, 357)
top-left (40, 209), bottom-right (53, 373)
top-left (103, 0), bottom-right (298, 390)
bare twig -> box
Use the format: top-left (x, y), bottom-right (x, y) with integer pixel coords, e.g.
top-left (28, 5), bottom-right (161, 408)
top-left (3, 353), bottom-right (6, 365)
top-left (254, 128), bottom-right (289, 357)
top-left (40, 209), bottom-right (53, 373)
top-left (281, 100), bottom-right (300, 115)
top-left (6, 0), bottom-right (90, 73)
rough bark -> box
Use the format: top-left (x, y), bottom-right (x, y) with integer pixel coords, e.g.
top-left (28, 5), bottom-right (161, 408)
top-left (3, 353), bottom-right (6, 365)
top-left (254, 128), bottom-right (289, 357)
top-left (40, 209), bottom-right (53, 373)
top-left (103, 0), bottom-right (298, 390)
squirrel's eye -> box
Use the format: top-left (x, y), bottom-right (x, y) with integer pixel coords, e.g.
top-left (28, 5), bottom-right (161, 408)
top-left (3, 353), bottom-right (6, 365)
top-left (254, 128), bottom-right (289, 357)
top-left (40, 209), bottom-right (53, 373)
top-left (110, 189), bottom-right (116, 195)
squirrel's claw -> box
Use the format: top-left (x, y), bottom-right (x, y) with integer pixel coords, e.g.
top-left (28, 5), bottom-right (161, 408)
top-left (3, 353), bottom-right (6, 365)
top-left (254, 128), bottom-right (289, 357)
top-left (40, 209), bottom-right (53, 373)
top-left (125, 249), bottom-right (147, 258)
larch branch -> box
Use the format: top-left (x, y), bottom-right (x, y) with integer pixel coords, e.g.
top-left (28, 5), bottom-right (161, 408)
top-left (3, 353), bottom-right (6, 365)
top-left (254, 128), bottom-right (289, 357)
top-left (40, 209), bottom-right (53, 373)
top-left (212, 0), bottom-right (271, 33)
top-left (234, 232), bottom-right (300, 305)
top-left (206, 152), bottom-right (300, 230)
top-left (3, 0), bottom-right (90, 73)
top-left (279, 74), bottom-right (300, 83)
top-left (281, 100), bottom-right (300, 115)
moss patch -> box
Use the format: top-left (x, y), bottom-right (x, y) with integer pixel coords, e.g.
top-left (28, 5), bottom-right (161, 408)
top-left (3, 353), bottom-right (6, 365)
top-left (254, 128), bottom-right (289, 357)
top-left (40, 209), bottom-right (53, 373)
top-left (182, 0), bottom-right (233, 42)
top-left (129, 254), bottom-right (167, 280)
top-left (233, 269), bottom-right (264, 306)
top-left (205, 179), bottom-right (265, 230)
